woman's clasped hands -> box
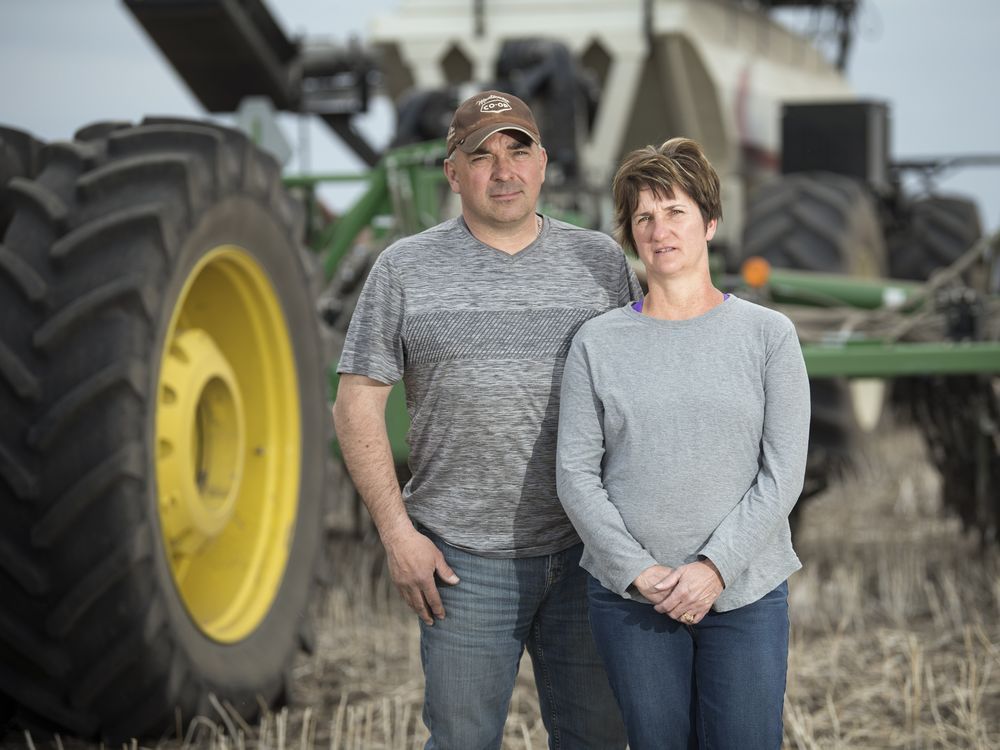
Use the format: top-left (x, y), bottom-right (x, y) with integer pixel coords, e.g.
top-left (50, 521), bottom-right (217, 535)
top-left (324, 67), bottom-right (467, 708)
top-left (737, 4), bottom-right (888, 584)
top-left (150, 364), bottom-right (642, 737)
top-left (632, 560), bottom-right (725, 625)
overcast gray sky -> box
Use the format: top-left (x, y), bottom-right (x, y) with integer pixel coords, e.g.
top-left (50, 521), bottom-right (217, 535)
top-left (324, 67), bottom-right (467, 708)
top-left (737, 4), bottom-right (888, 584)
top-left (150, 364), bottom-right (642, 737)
top-left (1, 0), bottom-right (998, 231)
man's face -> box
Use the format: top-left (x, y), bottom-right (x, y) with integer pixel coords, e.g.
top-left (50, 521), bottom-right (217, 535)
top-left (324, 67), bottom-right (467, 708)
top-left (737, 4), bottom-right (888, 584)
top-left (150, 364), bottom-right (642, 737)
top-left (443, 131), bottom-right (547, 231)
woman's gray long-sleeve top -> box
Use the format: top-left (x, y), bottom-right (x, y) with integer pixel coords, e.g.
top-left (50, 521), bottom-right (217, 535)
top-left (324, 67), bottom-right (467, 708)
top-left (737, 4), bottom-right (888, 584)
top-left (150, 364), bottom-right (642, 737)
top-left (555, 296), bottom-right (810, 611)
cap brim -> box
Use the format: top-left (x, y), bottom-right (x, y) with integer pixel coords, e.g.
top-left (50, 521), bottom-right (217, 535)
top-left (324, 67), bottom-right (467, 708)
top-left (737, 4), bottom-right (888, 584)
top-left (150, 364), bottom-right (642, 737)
top-left (456, 124), bottom-right (539, 153)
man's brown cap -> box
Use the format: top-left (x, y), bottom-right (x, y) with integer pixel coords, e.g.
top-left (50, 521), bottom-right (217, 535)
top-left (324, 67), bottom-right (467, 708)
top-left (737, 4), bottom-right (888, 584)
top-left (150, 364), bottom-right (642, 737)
top-left (446, 90), bottom-right (541, 157)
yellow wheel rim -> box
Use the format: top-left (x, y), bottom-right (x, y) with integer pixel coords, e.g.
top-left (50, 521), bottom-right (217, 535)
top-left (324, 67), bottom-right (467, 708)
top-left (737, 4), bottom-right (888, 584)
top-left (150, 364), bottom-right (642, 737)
top-left (156, 246), bottom-right (301, 643)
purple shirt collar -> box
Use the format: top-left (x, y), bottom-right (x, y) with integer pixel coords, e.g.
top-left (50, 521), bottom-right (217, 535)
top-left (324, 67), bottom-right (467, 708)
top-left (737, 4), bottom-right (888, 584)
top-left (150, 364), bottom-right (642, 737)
top-left (632, 293), bottom-right (729, 313)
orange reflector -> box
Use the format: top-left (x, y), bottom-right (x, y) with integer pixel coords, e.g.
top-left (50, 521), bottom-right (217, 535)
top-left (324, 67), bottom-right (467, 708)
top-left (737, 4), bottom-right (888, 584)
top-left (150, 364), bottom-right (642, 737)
top-left (741, 256), bottom-right (771, 288)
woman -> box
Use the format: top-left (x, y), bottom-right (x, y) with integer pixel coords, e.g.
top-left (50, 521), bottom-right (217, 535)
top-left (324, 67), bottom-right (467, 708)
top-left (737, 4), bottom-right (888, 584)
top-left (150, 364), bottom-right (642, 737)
top-left (556, 137), bottom-right (810, 749)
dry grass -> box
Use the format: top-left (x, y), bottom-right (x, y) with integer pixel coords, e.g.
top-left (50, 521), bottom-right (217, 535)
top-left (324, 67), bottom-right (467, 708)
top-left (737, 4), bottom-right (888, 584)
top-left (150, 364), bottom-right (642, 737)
top-left (7, 423), bottom-right (999, 749)
top-left (785, 425), bottom-right (1000, 749)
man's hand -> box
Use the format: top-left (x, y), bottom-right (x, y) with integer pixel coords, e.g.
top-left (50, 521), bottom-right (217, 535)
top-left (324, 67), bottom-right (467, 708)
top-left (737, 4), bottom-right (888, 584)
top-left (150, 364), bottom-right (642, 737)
top-left (384, 526), bottom-right (460, 625)
top-left (653, 560), bottom-right (724, 624)
top-left (632, 564), bottom-right (675, 605)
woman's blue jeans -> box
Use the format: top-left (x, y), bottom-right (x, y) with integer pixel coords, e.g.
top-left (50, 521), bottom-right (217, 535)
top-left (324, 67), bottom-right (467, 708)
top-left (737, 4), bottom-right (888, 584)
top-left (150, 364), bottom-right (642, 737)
top-left (419, 532), bottom-right (625, 750)
top-left (588, 576), bottom-right (789, 750)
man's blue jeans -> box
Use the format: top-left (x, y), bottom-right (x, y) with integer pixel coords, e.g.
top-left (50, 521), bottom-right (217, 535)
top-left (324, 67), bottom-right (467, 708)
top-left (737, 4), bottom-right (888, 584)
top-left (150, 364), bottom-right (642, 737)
top-left (588, 577), bottom-right (789, 750)
top-left (419, 532), bottom-right (626, 750)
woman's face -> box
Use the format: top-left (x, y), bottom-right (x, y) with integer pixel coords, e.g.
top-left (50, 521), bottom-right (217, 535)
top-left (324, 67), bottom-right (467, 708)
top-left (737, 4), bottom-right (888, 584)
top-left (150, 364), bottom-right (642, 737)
top-left (631, 186), bottom-right (717, 281)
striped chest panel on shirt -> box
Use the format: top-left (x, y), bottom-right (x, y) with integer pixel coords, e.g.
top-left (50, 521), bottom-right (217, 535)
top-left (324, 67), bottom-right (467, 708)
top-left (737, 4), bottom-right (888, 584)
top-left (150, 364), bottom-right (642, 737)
top-left (403, 307), bottom-right (602, 366)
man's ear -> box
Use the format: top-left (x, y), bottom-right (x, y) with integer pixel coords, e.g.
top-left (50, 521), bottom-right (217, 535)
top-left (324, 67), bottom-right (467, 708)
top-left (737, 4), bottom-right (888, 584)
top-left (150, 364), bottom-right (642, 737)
top-left (443, 157), bottom-right (461, 194)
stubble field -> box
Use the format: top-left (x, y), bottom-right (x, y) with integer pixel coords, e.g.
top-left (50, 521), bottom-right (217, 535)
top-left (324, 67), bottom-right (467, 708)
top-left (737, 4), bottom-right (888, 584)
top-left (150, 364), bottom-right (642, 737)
top-left (7, 422), bottom-right (999, 750)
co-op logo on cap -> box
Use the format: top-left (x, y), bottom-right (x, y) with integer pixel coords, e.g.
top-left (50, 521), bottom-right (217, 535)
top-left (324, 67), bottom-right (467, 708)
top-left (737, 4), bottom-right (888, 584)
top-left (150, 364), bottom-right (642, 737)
top-left (478, 94), bottom-right (512, 113)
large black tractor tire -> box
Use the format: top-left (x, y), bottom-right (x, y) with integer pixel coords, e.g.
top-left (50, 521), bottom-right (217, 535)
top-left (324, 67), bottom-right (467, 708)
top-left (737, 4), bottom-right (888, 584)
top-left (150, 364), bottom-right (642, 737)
top-left (0, 125), bottom-right (45, 737)
top-left (0, 119), bottom-right (328, 741)
top-left (389, 88), bottom-right (456, 148)
top-left (742, 172), bottom-right (887, 518)
top-left (889, 195), bottom-right (996, 541)
top-left (886, 193), bottom-right (983, 412)
top-left (888, 195), bottom-right (982, 281)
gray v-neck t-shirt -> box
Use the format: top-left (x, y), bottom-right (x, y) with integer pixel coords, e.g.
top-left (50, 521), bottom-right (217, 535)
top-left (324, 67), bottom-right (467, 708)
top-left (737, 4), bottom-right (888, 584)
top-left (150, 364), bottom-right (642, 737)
top-left (556, 296), bottom-right (810, 611)
top-left (337, 216), bottom-right (642, 557)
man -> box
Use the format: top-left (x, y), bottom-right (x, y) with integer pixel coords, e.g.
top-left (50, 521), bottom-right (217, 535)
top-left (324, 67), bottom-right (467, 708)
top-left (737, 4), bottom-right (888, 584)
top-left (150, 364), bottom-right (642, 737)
top-left (333, 90), bottom-right (639, 749)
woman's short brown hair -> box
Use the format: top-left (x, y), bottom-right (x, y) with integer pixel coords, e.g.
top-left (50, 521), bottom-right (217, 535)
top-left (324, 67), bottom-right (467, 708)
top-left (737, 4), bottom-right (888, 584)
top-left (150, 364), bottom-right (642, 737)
top-left (611, 137), bottom-right (722, 254)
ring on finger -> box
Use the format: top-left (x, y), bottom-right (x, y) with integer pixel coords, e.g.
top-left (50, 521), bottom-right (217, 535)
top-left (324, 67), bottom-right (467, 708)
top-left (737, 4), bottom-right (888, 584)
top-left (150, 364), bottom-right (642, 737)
top-left (682, 611), bottom-right (696, 624)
